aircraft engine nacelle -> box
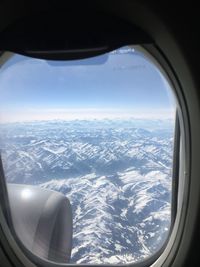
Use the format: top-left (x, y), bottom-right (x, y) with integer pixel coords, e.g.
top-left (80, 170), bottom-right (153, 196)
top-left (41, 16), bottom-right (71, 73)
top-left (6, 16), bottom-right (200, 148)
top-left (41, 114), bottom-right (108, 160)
top-left (7, 183), bottom-right (72, 263)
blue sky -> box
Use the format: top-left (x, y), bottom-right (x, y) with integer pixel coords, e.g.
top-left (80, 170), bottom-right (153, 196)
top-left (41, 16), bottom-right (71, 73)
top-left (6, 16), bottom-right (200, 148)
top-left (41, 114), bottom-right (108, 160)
top-left (0, 47), bottom-right (175, 122)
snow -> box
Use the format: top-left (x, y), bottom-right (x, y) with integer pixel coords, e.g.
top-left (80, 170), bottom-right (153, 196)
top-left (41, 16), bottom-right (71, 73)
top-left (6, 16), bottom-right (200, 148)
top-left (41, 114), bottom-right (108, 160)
top-left (0, 119), bottom-right (174, 264)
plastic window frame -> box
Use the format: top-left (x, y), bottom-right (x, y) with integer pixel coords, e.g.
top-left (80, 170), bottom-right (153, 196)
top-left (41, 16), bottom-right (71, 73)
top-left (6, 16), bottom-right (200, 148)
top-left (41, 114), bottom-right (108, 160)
top-left (0, 44), bottom-right (189, 267)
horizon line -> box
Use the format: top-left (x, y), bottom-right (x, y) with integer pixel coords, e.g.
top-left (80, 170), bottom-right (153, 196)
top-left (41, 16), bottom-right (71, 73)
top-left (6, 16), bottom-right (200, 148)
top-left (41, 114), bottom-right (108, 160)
top-left (0, 108), bottom-right (175, 123)
top-left (0, 115), bottom-right (175, 125)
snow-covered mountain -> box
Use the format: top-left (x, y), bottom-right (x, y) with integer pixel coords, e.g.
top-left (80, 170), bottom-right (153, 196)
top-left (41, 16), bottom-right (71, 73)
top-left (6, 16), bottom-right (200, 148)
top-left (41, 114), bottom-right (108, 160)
top-left (0, 119), bottom-right (174, 264)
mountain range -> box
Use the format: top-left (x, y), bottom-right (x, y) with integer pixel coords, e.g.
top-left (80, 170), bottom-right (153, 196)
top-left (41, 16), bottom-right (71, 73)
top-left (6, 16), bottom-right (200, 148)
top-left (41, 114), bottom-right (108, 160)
top-left (0, 119), bottom-right (174, 264)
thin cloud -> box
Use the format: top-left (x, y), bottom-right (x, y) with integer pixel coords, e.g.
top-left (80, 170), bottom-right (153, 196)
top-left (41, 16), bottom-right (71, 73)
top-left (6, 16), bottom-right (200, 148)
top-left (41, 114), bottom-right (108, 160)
top-left (0, 108), bottom-right (175, 123)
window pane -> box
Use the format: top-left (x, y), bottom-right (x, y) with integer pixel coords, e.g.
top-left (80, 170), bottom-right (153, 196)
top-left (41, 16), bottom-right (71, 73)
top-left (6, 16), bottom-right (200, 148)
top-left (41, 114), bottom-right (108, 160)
top-left (0, 47), bottom-right (176, 264)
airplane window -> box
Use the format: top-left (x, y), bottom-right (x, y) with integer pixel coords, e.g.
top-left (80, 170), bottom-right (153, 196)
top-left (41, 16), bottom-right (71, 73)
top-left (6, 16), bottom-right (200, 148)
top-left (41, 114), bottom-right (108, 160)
top-left (0, 46), bottom-right (176, 264)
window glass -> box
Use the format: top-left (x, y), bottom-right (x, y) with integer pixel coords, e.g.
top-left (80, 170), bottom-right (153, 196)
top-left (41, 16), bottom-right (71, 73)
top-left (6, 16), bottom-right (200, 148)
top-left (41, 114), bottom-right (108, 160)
top-left (0, 47), bottom-right (176, 264)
